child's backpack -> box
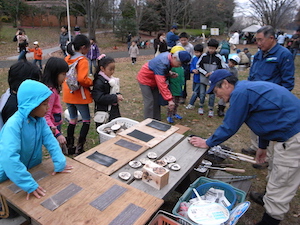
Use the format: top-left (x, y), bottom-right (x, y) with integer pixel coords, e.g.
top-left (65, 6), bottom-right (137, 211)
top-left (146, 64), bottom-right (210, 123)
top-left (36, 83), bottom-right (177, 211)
top-left (66, 56), bottom-right (84, 92)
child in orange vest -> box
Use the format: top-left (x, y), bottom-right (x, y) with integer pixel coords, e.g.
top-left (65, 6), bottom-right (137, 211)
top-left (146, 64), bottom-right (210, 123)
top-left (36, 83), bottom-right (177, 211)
top-left (29, 41), bottom-right (43, 69)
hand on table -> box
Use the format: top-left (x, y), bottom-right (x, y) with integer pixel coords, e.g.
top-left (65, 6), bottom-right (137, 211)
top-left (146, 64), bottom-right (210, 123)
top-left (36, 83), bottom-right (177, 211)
top-left (52, 165), bottom-right (74, 176)
top-left (255, 148), bottom-right (267, 164)
top-left (189, 136), bottom-right (209, 149)
top-left (26, 186), bottom-right (46, 200)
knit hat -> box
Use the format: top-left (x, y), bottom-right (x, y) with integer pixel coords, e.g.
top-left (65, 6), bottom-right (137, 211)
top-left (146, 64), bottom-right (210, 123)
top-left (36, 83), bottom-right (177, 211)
top-left (207, 69), bottom-right (233, 94)
top-left (177, 51), bottom-right (191, 64)
top-left (170, 46), bottom-right (185, 54)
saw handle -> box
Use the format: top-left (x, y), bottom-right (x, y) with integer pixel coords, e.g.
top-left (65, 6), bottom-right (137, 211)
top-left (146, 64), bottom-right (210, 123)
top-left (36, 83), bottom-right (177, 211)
top-left (224, 168), bottom-right (245, 173)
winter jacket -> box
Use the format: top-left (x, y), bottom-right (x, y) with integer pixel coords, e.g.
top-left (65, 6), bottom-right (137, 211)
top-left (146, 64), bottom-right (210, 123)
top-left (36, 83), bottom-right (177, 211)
top-left (44, 87), bottom-right (63, 137)
top-left (166, 31), bottom-right (179, 48)
top-left (137, 52), bottom-right (173, 101)
top-left (0, 80), bottom-right (66, 193)
top-left (196, 52), bottom-right (226, 85)
top-left (206, 80), bottom-right (300, 149)
top-left (62, 53), bottom-right (93, 104)
top-left (129, 45), bottom-right (139, 58)
top-left (190, 56), bottom-right (200, 83)
top-left (92, 74), bottom-right (121, 121)
top-left (87, 43), bottom-right (100, 60)
top-left (28, 47), bottom-right (43, 60)
top-left (249, 43), bottom-right (294, 91)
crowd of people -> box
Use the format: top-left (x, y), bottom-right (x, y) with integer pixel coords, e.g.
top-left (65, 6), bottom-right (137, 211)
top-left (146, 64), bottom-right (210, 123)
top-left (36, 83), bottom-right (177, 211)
top-left (0, 24), bottom-right (299, 224)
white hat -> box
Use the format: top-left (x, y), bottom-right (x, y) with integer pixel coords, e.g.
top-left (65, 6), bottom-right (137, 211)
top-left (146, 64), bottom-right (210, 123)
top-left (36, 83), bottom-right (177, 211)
top-left (230, 55), bottom-right (240, 64)
top-left (33, 41), bottom-right (39, 45)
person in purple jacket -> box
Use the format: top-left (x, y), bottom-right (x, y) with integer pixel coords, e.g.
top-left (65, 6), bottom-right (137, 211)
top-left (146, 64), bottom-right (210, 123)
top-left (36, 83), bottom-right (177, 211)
top-left (87, 38), bottom-right (100, 75)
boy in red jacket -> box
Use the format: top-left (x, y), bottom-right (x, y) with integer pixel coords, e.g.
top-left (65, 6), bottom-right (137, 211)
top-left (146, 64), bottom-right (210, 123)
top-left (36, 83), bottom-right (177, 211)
top-left (29, 41), bottom-right (43, 69)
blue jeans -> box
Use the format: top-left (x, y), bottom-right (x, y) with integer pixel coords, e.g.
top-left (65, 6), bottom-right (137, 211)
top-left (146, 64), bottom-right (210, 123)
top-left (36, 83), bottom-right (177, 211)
top-left (89, 59), bottom-right (97, 74)
top-left (219, 49), bottom-right (230, 63)
top-left (33, 59), bottom-right (42, 69)
top-left (18, 50), bottom-right (27, 61)
top-left (66, 103), bottom-right (91, 121)
top-left (189, 83), bottom-right (200, 105)
top-left (199, 83), bottom-right (215, 109)
top-left (290, 48), bottom-right (298, 60)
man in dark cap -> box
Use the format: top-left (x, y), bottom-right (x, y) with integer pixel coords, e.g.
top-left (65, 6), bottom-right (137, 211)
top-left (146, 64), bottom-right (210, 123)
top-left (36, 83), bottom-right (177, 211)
top-left (189, 69), bottom-right (300, 225)
top-left (166, 25), bottom-right (179, 50)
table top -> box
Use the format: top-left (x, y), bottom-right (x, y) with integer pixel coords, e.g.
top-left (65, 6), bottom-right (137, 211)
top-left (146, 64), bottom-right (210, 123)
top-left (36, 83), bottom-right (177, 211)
top-left (0, 157), bottom-right (163, 225)
top-left (111, 133), bottom-right (208, 199)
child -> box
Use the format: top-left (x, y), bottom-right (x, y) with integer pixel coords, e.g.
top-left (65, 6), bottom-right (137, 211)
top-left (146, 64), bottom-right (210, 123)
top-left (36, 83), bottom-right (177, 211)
top-left (217, 55), bottom-right (240, 117)
top-left (42, 57), bottom-right (69, 152)
top-left (129, 41), bottom-right (139, 65)
top-left (92, 54), bottom-right (123, 128)
top-left (0, 80), bottom-right (72, 200)
top-left (1, 61), bottom-right (41, 125)
top-left (186, 44), bottom-right (204, 111)
top-left (196, 38), bottom-right (226, 117)
top-left (176, 32), bottom-right (194, 104)
top-left (28, 41), bottom-right (43, 69)
top-left (62, 34), bottom-right (93, 155)
top-left (87, 38), bottom-right (100, 75)
top-left (166, 46), bottom-right (186, 123)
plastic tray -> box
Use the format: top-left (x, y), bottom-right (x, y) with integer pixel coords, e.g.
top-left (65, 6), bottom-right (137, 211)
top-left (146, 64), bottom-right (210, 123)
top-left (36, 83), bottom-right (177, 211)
top-left (96, 117), bottom-right (138, 143)
top-left (172, 177), bottom-right (246, 225)
top-left (148, 210), bottom-right (192, 225)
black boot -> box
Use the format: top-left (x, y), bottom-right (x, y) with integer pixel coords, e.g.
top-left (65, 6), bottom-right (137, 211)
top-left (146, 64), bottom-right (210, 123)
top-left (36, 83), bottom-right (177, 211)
top-left (217, 105), bottom-right (226, 117)
top-left (255, 212), bottom-right (281, 225)
top-left (250, 191), bottom-right (265, 206)
top-left (66, 137), bottom-right (76, 155)
top-left (75, 137), bottom-right (86, 155)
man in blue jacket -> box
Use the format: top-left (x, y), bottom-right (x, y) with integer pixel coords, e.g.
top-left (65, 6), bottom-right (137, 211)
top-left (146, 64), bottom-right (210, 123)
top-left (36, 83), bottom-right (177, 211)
top-left (243, 25), bottom-right (295, 165)
top-left (166, 25), bottom-right (179, 50)
top-left (189, 69), bottom-right (300, 225)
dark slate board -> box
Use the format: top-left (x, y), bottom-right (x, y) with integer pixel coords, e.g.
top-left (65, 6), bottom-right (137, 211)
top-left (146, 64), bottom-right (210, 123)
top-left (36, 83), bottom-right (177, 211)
top-left (87, 151), bottom-right (117, 167)
top-left (127, 129), bottom-right (154, 142)
top-left (114, 139), bottom-right (143, 152)
top-left (146, 120), bottom-right (171, 132)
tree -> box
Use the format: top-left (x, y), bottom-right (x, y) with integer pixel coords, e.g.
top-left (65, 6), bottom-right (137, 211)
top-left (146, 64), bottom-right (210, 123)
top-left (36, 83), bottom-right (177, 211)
top-left (0, 0), bottom-right (30, 27)
top-left (248, 0), bottom-right (298, 29)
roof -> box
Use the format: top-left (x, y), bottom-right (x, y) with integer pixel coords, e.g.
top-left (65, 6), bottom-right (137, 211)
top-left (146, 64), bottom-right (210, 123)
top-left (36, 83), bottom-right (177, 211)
top-left (242, 25), bottom-right (262, 33)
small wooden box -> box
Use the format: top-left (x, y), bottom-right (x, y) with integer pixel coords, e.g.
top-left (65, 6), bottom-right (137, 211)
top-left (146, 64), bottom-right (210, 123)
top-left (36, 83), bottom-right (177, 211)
top-left (142, 161), bottom-right (169, 190)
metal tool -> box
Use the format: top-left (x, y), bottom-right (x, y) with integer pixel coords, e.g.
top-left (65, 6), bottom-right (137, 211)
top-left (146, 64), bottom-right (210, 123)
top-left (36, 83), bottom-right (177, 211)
top-left (218, 148), bottom-right (254, 160)
top-left (195, 165), bottom-right (245, 173)
top-left (212, 175), bottom-right (256, 182)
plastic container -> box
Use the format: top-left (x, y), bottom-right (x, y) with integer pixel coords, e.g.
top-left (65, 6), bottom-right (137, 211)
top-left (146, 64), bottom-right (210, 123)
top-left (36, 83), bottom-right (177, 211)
top-left (148, 210), bottom-right (192, 225)
top-left (190, 182), bottom-right (236, 210)
top-left (172, 177), bottom-right (246, 225)
top-left (96, 117), bottom-right (138, 143)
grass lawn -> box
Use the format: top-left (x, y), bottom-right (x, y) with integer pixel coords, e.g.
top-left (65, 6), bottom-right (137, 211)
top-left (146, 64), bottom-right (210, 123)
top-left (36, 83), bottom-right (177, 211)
top-left (0, 24), bottom-right (300, 224)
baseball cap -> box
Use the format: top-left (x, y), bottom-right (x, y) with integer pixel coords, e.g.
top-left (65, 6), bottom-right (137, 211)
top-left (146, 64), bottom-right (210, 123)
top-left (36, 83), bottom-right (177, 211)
top-left (33, 41), bottom-right (39, 45)
top-left (230, 55), bottom-right (240, 64)
top-left (170, 46), bottom-right (185, 54)
top-left (243, 48), bottom-right (248, 51)
top-left (171, 25), bottom-right (178, 29)
top-left (206, 69), bottom-right (232, 94)
top-left (177, 51), bottom-right (191, 64)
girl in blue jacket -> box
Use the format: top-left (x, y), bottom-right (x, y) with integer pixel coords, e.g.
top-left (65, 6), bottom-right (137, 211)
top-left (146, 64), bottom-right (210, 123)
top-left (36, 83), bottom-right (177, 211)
top-left (0, 80), bottom-right (72, 200)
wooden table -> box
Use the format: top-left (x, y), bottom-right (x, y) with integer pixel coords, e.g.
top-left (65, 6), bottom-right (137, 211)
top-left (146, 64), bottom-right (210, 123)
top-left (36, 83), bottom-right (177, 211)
top-left (0, 158), bottom-right (163, 225)
top-left (111, 134), bottom-right (207, 199)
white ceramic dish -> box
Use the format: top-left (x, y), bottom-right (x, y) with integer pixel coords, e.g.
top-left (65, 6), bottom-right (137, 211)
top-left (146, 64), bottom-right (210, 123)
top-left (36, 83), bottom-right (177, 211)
top-left (118, 172), bottom-right (131, 181)
top-left (129, 160), bottom-right (142, 168)
top-left (168, 163), bottom-right (181, 171)
top-left (155, 159), bottom-right (167, 167)
top-left (133, 171), bottom-right (143, 179)
top-left (163, 155), bottom-right (176, 163)
top-left (147, 152), bottom-right (157, 159)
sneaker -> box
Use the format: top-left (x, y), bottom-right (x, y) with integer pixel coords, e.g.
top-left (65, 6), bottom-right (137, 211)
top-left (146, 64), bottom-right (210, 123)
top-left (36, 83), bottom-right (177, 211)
top-left (250, 191), bottom-right (265, 206)
top-left (252, 162), bottom-right (269, 169)
top-left (198, 108), bottom-right (204, 115)
top-left (208, 110), bottom-right (214, 117)
top-left (167, 116), bottom-right (174, 123)
top-left (241, 147), bottom-right (257, 156)
top-left (173, 114), bottom-right (182, 119)
top-left (186, 104), bottom-right (195, 109)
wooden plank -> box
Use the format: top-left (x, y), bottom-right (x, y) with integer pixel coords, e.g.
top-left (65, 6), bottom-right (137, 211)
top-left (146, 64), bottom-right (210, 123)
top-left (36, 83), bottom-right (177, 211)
top-left (0, 158), bottom-right (163, 225)
top-left (74, 136), bottom-right (149, 175)
top-left (174, 124), bottom-right (191, 134)
top-left (118, 118), bottom-right (179, 148)
top-left (130, 137), bottom-right (207, 199)
top-left (110, 133), bottom-right (185, 183)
